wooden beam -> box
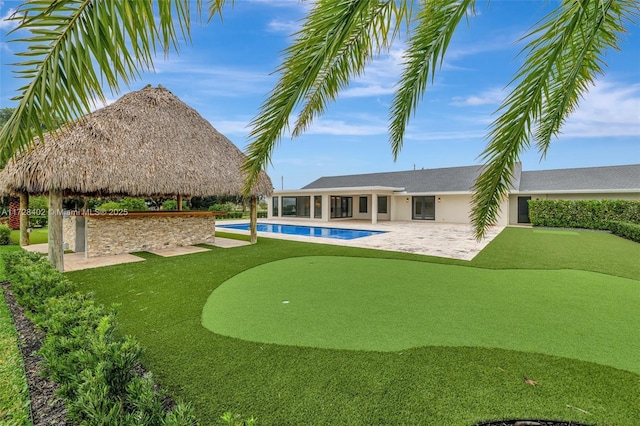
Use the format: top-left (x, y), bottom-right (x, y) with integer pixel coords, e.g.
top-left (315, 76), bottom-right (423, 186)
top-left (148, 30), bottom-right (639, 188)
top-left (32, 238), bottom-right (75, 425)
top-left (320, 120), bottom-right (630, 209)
top-left (177, 194), bottom-right (183, 211)
top-left (19, 192), bottom-right (29, 246)
top-left (48, 190), bottom-right (64, 271)
top-left (250, 196), bottom-right (258, 244)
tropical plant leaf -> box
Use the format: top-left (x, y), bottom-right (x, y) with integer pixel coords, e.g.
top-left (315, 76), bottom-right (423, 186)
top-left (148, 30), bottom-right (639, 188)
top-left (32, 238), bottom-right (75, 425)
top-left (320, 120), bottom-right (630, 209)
top-left (0, 0), bottom-right (230, 164)
top-left (389, 0), bottom-right (474, 159)
top-left (471, 0), bottom-right (637, 239)
top-left (243, 0), bottom-right (409, 195)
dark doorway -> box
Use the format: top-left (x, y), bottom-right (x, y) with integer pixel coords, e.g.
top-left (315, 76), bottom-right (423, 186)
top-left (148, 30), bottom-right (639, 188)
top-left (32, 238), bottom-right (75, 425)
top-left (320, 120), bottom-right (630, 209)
top-left (413, 196), bottom-right (435, 220)
top-left (517, 196), bottom-right (531, 223)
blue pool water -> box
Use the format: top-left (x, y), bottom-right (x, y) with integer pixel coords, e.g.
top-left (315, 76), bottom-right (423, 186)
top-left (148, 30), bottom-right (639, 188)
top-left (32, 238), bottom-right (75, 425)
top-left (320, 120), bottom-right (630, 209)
top-left (217, 223), bottom-right (386, 240)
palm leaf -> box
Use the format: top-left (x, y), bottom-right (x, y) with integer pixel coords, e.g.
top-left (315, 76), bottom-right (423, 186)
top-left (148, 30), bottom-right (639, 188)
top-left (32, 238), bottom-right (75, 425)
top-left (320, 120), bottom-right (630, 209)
top-left (242, 0), bottom-right (409, 195)
top-left (471, 0), bottom-right (637, 239)
top-left (0, 0), bottom-right (228, 164)
top-left (389, 0), bottom-right (474, 159)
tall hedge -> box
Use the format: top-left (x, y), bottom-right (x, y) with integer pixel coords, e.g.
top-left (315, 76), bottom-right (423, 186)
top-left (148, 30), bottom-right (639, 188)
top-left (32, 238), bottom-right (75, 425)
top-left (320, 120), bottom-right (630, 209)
top-left (528, 199), bottom-right (640, 230)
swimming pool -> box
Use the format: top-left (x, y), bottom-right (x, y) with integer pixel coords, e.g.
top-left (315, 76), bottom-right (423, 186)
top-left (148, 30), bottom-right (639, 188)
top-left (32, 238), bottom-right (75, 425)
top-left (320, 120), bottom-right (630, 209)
top-left (217, 223), bottom-right (386, 240)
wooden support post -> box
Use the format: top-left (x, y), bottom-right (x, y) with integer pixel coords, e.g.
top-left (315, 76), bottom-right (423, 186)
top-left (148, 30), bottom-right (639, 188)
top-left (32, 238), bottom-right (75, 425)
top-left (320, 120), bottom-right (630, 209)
top-left (48, 190), bottom-right (64, 271)
top-left (19, 192), bottom-right (29, 246)
top-left (177, 194), bottom-right (183, 211)
top-left (250, 195), bottom-right (258, 244)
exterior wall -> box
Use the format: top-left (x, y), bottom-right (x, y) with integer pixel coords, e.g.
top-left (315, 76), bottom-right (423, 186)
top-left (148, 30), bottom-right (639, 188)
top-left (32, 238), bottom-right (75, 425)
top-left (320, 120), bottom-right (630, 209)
top-left (508, 192), bottom-right (640, 225)
top-left (392, 196), bottom-right (412, 221)
top-left (353, 195), bottom-right (371, 221)
top-left (433, 195), bottom-right (471, 224)
top-left (63, 216), bottom-right (77, 252)
top-left (85, 215), bottom-right (216, 257)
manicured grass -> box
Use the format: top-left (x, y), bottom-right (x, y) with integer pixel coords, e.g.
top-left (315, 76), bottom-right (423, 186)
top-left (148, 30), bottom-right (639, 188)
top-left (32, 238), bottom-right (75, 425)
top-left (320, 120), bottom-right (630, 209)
top-left (204, 256), bottom-right (639, 372)
top-left (473, 226), bottom-right (640, 280)
top-left (66, 228), bottom-right (640, 425)
top-left (0, 288), bottom-right (31, 425)
top-left (9, 228), bottom-right (48, 245)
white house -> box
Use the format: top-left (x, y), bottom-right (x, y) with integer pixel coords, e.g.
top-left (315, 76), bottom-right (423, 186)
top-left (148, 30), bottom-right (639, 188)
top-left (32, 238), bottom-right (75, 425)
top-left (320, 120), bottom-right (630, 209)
top-left (268, 164), bottom-right (640, 226)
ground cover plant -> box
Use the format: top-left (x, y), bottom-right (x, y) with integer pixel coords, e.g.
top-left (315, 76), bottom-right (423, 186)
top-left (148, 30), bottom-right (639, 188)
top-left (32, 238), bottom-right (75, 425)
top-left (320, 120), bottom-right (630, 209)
top-left (0, 244), bottom-right (30, 423)
top-left (1, 250), bottom-right (198, 425)
top-left (65, 227), bottom-right (640, 425)
top-left (0, 285), bottom-right (31, 425)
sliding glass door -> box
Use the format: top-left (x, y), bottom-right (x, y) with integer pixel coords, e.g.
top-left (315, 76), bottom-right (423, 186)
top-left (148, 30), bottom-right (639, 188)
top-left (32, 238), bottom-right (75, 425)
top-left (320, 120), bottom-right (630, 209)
top-left (412, 196), bottom-right (435, 220)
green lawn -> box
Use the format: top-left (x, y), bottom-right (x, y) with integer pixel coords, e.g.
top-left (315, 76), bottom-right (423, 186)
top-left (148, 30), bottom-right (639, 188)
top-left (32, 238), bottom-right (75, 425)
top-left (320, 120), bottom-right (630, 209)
top-left (0, 245), bottom-right (31, 425)
top-left (64, 227), bottom-right (640, 425)
top-left (204, 256), bottom-right (639, 373)
top-left (10, 227), bottom-right (48, 245)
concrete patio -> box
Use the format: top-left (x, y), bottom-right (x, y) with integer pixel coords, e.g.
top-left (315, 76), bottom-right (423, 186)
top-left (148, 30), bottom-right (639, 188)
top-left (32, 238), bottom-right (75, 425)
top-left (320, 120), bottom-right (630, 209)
top-left (217, 219), bottom-right (506, 261)
top-left (21, 237), bottom-right (251, 271)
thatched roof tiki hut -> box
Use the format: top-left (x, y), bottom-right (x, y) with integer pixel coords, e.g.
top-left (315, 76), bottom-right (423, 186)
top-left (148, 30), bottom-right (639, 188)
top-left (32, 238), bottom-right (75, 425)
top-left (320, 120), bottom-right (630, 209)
top-left (0, 85), bottom-right (273, 271)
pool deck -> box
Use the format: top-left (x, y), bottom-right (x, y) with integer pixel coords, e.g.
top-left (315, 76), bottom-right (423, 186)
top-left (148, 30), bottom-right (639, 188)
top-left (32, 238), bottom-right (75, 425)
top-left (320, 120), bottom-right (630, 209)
top-left (217, 219), bottom-right (505, 261)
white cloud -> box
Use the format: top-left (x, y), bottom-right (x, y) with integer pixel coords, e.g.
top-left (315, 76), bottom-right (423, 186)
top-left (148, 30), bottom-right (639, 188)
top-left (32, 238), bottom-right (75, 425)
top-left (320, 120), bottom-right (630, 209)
top-left (208, 119), bottom-right (251, 136)
top-left (341, 47), bottom-right (405, 98)
top-left (561, 80), bottom-right (640, 138)
top-left (450, 87), bottom-right (505, 106)
top-left (267, 19), bottom-right (300, 34)
top-left (405, 129), bottom-right (486, 142)
top-left (305, 118), bottom-right (387, 136)
top-left (0, 6), bottom-right (18, 31)
top-left (153, 59), bottom-right (274, 97)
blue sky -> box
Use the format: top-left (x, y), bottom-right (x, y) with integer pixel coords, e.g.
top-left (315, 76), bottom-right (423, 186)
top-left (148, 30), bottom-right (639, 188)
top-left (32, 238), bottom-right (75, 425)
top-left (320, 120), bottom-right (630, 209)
top-left (1, 0), bottom-right (639, 190)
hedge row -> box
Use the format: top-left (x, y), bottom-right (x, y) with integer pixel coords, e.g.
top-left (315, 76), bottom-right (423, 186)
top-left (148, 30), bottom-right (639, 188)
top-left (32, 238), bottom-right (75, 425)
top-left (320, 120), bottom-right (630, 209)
top-left (608, 221), bottom-right (640, 243)
top-left (528, 199), bottom-right (640, 230)
top-left (2, 251), bottom-right (198, 425)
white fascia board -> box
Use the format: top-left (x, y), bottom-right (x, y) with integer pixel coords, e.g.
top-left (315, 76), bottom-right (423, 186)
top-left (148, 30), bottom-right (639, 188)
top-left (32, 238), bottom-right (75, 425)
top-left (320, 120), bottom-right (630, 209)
top-left (273, 186), bottom-right (405, 195)
top-left (512, 188), bottom-right (640, 195)
top-left (399, 191), bottom-right (474, 196)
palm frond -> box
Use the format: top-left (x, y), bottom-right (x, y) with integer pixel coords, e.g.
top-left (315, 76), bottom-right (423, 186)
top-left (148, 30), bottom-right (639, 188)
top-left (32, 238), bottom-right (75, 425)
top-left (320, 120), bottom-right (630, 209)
top-left (389, 0), bottom-right (474, 159)
top-left (0, 0), bottom-right (209, 163)
top-left (242, 0), bottom-right (409, 195)
top-left (471, 0), bottom-right (637, 239)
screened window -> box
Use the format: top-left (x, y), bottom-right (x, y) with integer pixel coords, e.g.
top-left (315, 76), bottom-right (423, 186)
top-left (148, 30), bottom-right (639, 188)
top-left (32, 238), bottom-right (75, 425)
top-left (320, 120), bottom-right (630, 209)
top-left (378, 196), bottom-right (388, 214)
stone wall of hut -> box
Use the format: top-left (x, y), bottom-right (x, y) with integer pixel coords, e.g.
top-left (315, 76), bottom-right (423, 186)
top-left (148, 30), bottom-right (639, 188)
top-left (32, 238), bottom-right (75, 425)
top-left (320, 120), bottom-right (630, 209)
top-left (84, 215), bottom-right (216, 257)
top-left (63, 216), bottom-right (77, 252)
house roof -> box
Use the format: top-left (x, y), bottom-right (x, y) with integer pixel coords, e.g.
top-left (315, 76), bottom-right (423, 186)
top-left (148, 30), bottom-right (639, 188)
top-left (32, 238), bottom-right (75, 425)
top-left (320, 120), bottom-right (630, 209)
top-left (518, 164), bottom-right (640, 193)
top-left (302, 165), bottom-right (485, 193)
top-left (298, 163), bottom-right (639, 194)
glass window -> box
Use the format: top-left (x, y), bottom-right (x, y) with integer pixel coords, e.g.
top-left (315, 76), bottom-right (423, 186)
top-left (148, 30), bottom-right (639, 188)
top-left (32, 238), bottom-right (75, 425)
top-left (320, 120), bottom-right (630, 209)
top-left (282, 196), bottom-right (310, 217)
top-left (282, 197), bottom-right (297, 216)
top-left (331, 196), bottom-right (353, 218)
top-left (314, 196), bottom-right (322, 219)
top-left (297, 196), bottom-right (311, 218)
top-left (359, 197), bottom-right (368, 213)
top-left (272, 196), bottom-right (279, 216)
top-left (378, 196), bottom-right (388, 214)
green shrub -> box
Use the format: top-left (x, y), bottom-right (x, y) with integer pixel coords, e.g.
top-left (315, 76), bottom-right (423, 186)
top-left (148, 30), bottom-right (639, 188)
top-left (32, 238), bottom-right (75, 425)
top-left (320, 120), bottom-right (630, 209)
top-left (96, 201), bottom-right (123, 212)
top-left (2, 250), bottom-right (200, 424)
top-left (608, 221), bottom-right (640, 243)
top-left (257, 211), bottom-right (267, 219)
top-left (3, 252), bottom-right (76, 317)
top-left (120, 198), bottom-right (149, 211)
top-left (0, 223), bottom-right (11, 245)
top-left (28, 195), bottom-right (49, 227)
top-left (162, 200), bottom-right (190, 211)
top-left (529, 199), bottom-right (640, 230)
top-left (208, 204), bottom-right (226, 212)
